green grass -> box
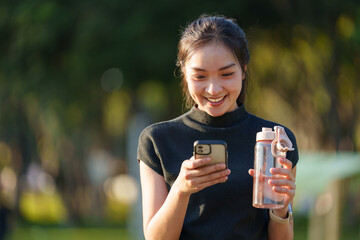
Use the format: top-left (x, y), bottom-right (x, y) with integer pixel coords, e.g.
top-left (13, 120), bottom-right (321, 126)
top-left (6, 227), bottom-right (133, 240)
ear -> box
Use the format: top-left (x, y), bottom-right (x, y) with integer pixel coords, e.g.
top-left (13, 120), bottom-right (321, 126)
top-left (242, 65), bottom-right (247, 80)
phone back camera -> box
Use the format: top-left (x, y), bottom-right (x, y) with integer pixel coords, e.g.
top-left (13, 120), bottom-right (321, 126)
top-left (196, 144), bottom-right (211, 155)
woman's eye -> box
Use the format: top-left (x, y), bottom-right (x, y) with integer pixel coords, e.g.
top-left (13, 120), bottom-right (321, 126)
top-left (222, 72), bottom-right (234, 77)
top-left (193, 75), bottom-right (206, 80)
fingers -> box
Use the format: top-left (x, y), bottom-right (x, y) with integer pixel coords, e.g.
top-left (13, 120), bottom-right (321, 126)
top-left (248, 169), bottom-right (255, 177)
top-left (186, 169), bottom-right (231, 192)
top-left (270, 184), bottom-right (296, 201)
top-left (183, 160), bottom-right (230, 184)
top-left (270, 159), bottom-right (294, 180)
top-left (189, 168), bottom-right (231, 185)
top-left (183, 158), bottom-right (227, 177)
top-left (279, 158), bottom-right (293, 169)
top-left (184, 156), bottom-right (227, 169)
top-left (268, 178), bottom-right (296, 204)
top-left (182, 156), bottom-right (212, 169)
top-left (267, 159), bottom-right (295, 198)
top-left (179, 157), bottom-right (231, 193)
top-left (268, 159), bottom-right (296, 198)
top-left (268, 178), bottom-right (296, 191)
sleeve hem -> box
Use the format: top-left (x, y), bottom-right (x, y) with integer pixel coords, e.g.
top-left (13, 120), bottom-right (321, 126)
top-left (138, 158), bottom-right (164, 176)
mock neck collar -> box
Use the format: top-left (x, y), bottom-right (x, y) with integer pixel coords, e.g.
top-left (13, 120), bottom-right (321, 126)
top-left (186, 104), bottom-right (249, 128)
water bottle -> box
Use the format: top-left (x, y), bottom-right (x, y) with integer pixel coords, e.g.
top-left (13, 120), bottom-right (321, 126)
top-left (252, 126), bottom-right (294, 209)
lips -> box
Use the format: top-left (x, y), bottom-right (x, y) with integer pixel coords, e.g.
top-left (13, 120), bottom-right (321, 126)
top-left (205, 96), bottom-right (226, 105)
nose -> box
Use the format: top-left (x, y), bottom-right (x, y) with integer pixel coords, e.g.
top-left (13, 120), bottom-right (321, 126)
top-left (205, 81), bottom-right (222, 95)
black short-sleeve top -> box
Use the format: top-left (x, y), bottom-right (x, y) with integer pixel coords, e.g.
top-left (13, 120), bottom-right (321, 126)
top-left (137, 105), bottom-right (299, 240)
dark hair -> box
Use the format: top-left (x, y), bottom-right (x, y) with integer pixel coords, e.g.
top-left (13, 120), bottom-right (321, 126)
top-left (176, 14), bottom-right (250, 109)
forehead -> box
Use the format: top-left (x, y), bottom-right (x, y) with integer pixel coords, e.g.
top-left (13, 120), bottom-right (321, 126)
top-left (185, 42), bottom-right (239, 70)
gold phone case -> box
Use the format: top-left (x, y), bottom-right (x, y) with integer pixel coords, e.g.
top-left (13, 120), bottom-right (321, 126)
top-left (193, 140), bottom-right (228, 168)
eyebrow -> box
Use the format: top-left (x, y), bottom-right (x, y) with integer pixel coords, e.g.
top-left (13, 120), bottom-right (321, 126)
top-left (190, 63), bottom-right (236, 72)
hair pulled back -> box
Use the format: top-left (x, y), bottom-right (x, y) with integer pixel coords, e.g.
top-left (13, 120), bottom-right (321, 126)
top-left (177, 14), bottom-right (250, 109)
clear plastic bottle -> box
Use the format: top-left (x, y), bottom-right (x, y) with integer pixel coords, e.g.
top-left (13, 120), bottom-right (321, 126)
top-left (252, 127), bottom-right (294, 209)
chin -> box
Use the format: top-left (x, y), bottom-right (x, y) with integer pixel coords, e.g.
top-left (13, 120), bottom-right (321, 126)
top-left (206, 109), bottom-right (226, 117)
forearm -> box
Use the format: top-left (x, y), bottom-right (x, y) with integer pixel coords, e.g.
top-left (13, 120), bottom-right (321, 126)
top-left (141, 157), bottom-right (229, 240)
top-left (268, 207), bottom-right (293, 240)
top-left (268, 219), bottom-right (293, 240)
top-left (144, 187), bottom-right (190, 240)
top-left (267, 164), bottom-right (297, 240)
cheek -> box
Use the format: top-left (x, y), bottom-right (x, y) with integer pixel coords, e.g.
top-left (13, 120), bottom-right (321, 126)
top-left (186, 80), bottom-right (202, 100)
top-left (186, 79), bottom-right (196, 93)
top-left (226, 80), bottom-right (242, 99)
top-left (232, 79), bottom-right (243, 93)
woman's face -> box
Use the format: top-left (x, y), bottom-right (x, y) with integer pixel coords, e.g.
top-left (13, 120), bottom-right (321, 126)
top-left (184, 42), bottom-right (245, 117)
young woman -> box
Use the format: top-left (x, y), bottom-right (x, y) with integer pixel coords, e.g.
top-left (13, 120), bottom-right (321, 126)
top-left (137, 15), bottom-right (298, 240)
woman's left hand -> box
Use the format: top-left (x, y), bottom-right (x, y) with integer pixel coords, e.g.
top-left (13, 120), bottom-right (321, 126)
top-left (249, 158), bottom-right (296, 217)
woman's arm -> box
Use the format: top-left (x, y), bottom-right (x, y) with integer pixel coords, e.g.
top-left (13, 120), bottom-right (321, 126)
top-left (140, 161), bottom-right (189, 240)
top-left (140, 157), bottom-right (230, 240)
top-left (267, 161), bottom-right (297, 240)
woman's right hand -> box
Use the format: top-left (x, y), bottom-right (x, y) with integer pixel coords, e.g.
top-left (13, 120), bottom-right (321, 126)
top-left (173, 156), bottom-right (231, 196)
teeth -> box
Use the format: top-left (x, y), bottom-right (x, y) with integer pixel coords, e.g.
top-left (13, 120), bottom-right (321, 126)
top-left (207, 97), bottom-right (224, 103)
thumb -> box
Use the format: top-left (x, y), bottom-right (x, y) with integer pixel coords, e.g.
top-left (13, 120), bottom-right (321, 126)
top-left (248, 169), bottom-right (255, 178)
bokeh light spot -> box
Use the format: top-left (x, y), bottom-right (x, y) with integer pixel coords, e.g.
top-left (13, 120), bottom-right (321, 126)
top-left (101, 68), bottom-right (124, 92)
top-left (336, 15), bottom-right (355, 39)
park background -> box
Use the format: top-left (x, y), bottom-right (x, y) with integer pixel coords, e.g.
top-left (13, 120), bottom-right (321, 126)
top-left (0, 0), bottom-right (359, 239)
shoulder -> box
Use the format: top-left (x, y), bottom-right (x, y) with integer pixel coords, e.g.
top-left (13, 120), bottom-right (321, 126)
top-left (137, 112), bottom-right (191, 175)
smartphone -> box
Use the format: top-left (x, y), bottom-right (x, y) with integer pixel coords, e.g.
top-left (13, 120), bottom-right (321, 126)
top-left (193, 140), bottom-right (228, 168)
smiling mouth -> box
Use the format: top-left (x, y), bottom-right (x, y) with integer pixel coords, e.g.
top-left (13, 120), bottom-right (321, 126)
top-left (206, 96), bottom-right (226, 103)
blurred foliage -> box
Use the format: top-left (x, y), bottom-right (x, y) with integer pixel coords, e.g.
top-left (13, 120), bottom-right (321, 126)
top-left (19, 191), bottom-right (67, 223)
top-left (0, 0), bottom-right (359, 236)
